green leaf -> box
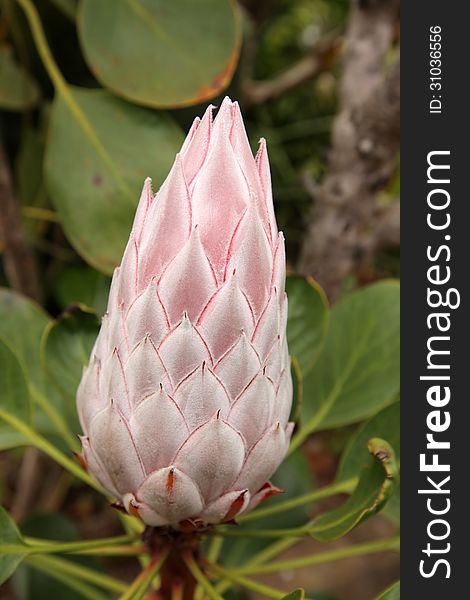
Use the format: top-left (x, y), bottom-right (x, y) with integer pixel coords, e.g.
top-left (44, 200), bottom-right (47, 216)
top-left (286, 275), bottom-right (329, 377)
top-left (53, 266), bottom-right (110, 316)
top-left (45, 87), bottom-right (183, 274)
top-left (0, 289), bottom-right (50, 386)
top-left (310, 439), bottom-right (397, 541)
top-left (337, 402), bottom-right (400, 483)
top-left (0, 289), bottom-right (77, 450)
top-left (282, 590), bottom-right (305, 600)
top-left (0, 45), bottom-right (39, 111)
top-left (41, 305), bottom-right (100, 427)
top-left (382, 482), bottom-right (400, 525)
top-left (297, 281), bottom-right (400, 441)
top-left (0, 338), bottom-right (32, 424)
top-left (375, 581), bottom-right (400, 600)
top-left (0, 507), bottom-right (28, 585)
top-left (77, 0), bottom-right (241, 108)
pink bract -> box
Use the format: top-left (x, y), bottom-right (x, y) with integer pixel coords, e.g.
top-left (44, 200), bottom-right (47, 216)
top-left (77, 97), bottom-right (293, 528)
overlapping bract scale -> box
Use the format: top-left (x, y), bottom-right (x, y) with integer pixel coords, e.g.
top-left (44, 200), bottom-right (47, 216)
top-left (77, 98), bottom-right (293, 528)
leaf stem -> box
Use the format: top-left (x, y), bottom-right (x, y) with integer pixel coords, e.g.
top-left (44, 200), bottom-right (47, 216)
top-left (23, 533), bottom-right (140, 554)
top-left (182, 553), bottom-right (224, 600)
top-left (237, 478), bottom-right (356, 523)
top-left (0, 408), bottom-right (102, 492)
top-left (30, 386), bottom-right (80, 452)
top-left (207, 563), bottom-right (285, 599)
top-left (213, 526), bottom-right (309, 539)
top-left (119, 551), bottom-right (168, 600)
top-left (21, 206), bottom-right (60, 222)
top-left (237, 536), bottom-right (400, 575)
top-left (26, 554), bottom-right (128, 593)
top-left (26, 556), bottom-right (108, 600)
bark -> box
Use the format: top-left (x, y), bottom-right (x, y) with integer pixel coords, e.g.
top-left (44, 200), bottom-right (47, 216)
top-left (297, 0), bottom-right (400, 299)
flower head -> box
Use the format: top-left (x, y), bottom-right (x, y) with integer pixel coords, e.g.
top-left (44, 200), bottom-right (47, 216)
top-left (77, 97), bottom-right (293, 527)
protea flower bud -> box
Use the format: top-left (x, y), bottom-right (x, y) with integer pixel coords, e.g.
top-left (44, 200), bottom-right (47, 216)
top-left (77, 97), bottom-right (293, 528)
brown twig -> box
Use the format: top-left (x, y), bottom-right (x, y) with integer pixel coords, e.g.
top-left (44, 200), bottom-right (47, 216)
top-left (0, 142), bottom-right (42, 301)
top-left (241, 34), bottom-right (341, 108)
top-left (297, 0), bottom-right (400, 299)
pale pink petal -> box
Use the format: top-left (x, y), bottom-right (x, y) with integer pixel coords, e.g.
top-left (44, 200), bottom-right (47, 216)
top-left (198, 276), bottom-right (254, 361)
top-left (89, 405), bottom-right (145, 495)
top-left (252, 290), bottom-right (280, 362)
top-left (247, 481), bottom-right (283, 511)
top-left (124, 493), bottom-right (168, 527)
top-left (190, 122), bottom-right (249, 280)
top-left (101, 349), bottom-right (130, 416)
top-left (118, 236), bottom-right (139, 310)
top-left (77, 357), bottom-right (102, 434)
top-left (159, 315), bottom-right (211, 388)
top-left (214, 333), bottom-right (260, 401)
top-left (180, 116), bottom-right (200, 156)
top-left (200, 489), bottom-right (250, 524)
top-left (135, 467), bottom-right (204, 525)
top-left (276, 368), bottom-right (293, 427)
top-left (256, 138), bottom-right (278, 245)
top-left (181, 105), bottom-right (213, 186)
top-left (229, 374), bottom-right (275, 448)
top-left (174, 416), bottom-right (245, 502)
top-left (174, 363), bottom-right (230, 430)
top-left (130, 389), bottom-right (189, 473)
top-left (264, 336), bottom-right (282, 386)
top-left (159, 228), bottom-right (217, 326)
top-left (125, 281), bottom-right (169, 349)
top-left (234, 422), bottom-right (286, 494)
top-left (271, 233), bottom-right (286, 292)
top-left (81, 435), bottom-right (120, 499)
top-left (139, 155), bottom-right (191, 285)
top-left (132, 178), bottom-right (154, 245)
top-left (124, 336), bottom-right (166, 406)
top-left (225, 209), bottom-right (273, 318)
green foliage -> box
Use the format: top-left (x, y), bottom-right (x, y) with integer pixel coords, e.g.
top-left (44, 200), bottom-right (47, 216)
top-left (295, 281), bottom-right (400, 447)
top-left (41, 305), bottom-right (100, 422)
top-left (310, 439), bottom-right (397, 541)
top-left (375, 581), bottom-right (400, 600)
top-left (45, 88), bottom-right (183, 273)
top-left (0, 507), bottom-right (28, 586)
top-left (0, 45), bottom-right (39, 111)
top-left (78, 0), bottom-right (241, 108)
top-left (286, 274), bottom-right (329, 376)
top-left (337, 403), bottom-right (400, 483)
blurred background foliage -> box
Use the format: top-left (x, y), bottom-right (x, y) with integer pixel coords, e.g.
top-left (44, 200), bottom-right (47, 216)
top-left (0, 1), bottom-right (400, 598)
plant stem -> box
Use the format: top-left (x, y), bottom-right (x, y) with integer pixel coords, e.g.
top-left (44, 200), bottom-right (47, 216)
top-left (30, 386), bottom-right (80, 451)
top-left (213, 526), bottom-right (309, 539)
top-left (24, 533), bottom-right (140, 554)
top-left (26, 554), bottom-right (128, 593)
top-left (238, 536), bottom-right (400, 576)
top-left (238, 478), bottom-right (356, 523)
top-left (213, 536), bottom-right (298, 596)
top-left (182, 553), bottom-right (224, 600)
top-left (27, 556), bottom-right (108, 600)
top-left (119, 551), bottom-right (168, 600)
top-left (21, 206), bottom-right (60, 222)
top-left (208, 563), bottom-right (285, 599)
top-left (0, 409), bottom-right (102, 492)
